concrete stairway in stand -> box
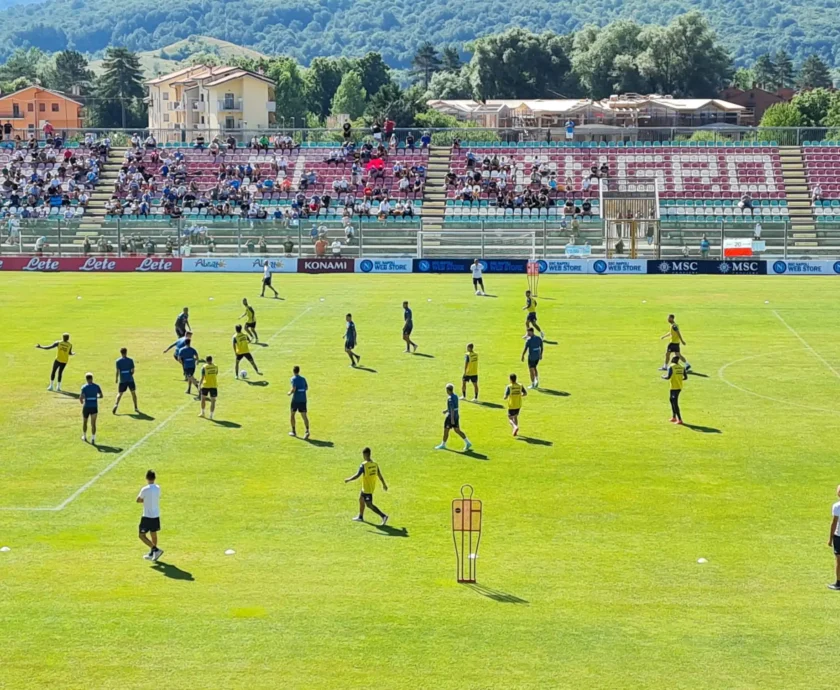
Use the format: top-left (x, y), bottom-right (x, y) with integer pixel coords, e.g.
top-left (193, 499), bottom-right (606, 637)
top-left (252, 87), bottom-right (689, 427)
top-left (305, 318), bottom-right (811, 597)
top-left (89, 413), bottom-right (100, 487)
top-left (779, 146), bottom-right (817, 250)
top-left (420, 146), bottom-right (451, 230)
top-left (76, 146), bottom-right (127, 237)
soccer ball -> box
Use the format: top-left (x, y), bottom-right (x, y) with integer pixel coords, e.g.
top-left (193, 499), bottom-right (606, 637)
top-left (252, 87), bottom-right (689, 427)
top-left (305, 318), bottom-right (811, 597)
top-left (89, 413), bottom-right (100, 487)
top-left (475, 290), bottom-right (482, 296)
top-left (239, 370), bottom-right (248, 380)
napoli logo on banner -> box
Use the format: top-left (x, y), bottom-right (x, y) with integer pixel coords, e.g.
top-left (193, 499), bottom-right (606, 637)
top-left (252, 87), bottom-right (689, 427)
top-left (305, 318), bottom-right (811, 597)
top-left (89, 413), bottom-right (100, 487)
top-left (593, 260), bottom-right (607, 274)
top-left (478, 259), bottom-right (489, 272)
top-left (834, 261), bottom-right (840, 274)
top-left (418, 260), bottom-right (431, 272)
top-left (773, 261), bottom-right (787, 274)
top-left (359, 259), bottom-right (374, 273)
top-left (537, 260), bottom-right (548, 273)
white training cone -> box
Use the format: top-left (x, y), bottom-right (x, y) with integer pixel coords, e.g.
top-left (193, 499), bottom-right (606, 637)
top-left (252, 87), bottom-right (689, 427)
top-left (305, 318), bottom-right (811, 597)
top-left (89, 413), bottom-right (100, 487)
top-left (224, 549), bottom-right (236, 556)
top-left (77, 296), bottom-right (82, 300)
top-left (320, 298), bottom-right (325, 301)
top-left (697, 557), bottom-right (708, 564)
top-left (0, 546), bottom-right (10, 552)
top-left (764, 300), bottom-right (769, 304)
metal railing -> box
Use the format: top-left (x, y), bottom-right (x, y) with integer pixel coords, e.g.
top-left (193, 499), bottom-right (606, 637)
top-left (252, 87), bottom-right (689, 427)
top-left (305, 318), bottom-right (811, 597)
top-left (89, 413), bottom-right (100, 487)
top-left (5, 217), bottom-right (840, 260)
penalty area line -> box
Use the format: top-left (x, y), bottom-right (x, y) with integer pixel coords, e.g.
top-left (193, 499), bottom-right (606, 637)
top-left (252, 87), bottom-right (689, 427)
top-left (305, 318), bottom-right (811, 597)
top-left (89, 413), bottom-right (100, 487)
top-left (773, 310), bottom-right (840, 380)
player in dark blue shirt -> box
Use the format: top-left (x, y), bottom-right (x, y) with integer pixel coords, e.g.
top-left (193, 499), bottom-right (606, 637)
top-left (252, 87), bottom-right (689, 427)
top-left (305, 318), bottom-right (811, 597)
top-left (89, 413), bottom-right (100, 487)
top-left (113, 347), bottom-right (139, 414)
top-left (402, 300), bottom-right (418, 353)
top-left (177, 339), bottom-right (200, 395)
top-left (345, 313), bottom-right (361, 367)
top-left (521, 327), bottom-right (543, 388)
top-left (163, 331), bottom-right (192, 378)
top-left (287, 365), bottom-right (310, 439)
top-left (79, 372), bottom-right (103, 444)
top-left (174, 307), bottom-right (191, 337)
top-left (435, 383), bottom-right (473, 452)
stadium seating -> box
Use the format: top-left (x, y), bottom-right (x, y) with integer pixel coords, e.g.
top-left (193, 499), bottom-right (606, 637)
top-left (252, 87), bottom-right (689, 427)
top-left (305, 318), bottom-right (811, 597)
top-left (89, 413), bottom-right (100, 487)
top-left (802, 143), bottom-right (840, 223)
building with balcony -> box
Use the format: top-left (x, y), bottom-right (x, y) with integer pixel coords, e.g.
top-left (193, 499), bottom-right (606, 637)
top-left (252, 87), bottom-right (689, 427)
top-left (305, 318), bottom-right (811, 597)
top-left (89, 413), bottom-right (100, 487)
top-left (0, 86), bottom-right (84, 137)
top-left (146, 64), bottom-right (276, 138)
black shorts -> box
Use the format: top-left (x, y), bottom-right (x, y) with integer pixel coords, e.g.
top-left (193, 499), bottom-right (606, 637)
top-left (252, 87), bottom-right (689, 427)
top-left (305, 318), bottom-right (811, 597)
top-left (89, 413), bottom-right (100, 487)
top-left (184, 367), bottom-right (196, 377)
top-left (528, 359), bottom-right (540, 369)
top-left (139, 516), bottom-right (160, 534)
top-left (345, 340), bottom-right (356, 350)
top-left (403, 323), bottom-right (413, 336)
top-left (51, 360), bottom-right (67, 378)
top-left (526, 312), bottom-right (538, 323)
top-left (462, 375), bottom-right (478, 383)
top-left (118, 380), bottom-right (136, 393)
top-left (175, 325), bottom-right (186, 338)
top-left (444, 414), bottom-right (460, 430)
top-left (833, 534), bottom-right (840, 556)
top-left (667, 343), bottom-right (681, 353)
top-left (473, 277), bottom-right (484, 287)
top-left (263, 277), bottom-right (272, 286)
top-left (246, 321), bottom-right (256, 329)
top-left (236, 353), bottom-right (254, 362)
top-left (291, 400), bottom-right (307, 413)
top-left (82, 407), bottom-right (98, 418)
top-left (360, 492), bottom-right (374, 503)
top-left (508, 408), bottom-right (520, 417)
top-left (200, 387), bottom-right (217, 398)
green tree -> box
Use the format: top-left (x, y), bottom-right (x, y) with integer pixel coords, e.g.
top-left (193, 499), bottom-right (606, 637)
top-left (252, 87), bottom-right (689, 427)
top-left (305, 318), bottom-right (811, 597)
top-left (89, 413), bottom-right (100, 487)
top-left (441, 46), bottom-right (462, 73)
top-left (751, 54), bottom-right (776, 89)
top-left (413, 110), bottom-right (461, 128)
top-left (330, 71), bottom-right (367, 119)
top-left (304, 57), bottom-right (349, 119)
top-left (468, 28), bottom-right (577, 99)
top-left (268, 57), bottom-right (309, 125)
top-left (43, 50), bottom-right (94, 95)
top-left (354, 52), bottom-right (391, 102)
top-left (0, 47), bottom-right (45, 85)
top-left (426, 68), bottom-right (474, 99)
top-left (637, 12), bottom-right (732, 97)
top-left (773, 50), bottom-right (795, 88)
top-left (731, 68), bottom-right (755, 90)
top-left (571, 21), bottom-right (646, 98)
top-left (797, 55), bottom-right (833, 89)
top-left (791, 88), bottom-right (836, 125)
top-left (758, 102), bottom-right (804, 127)
top-left (365, 83), bottom-right (424, 126)
top-left (91, 47), bottom-right (145, 129)
top-left (411, 42), bottom-right (442, 89)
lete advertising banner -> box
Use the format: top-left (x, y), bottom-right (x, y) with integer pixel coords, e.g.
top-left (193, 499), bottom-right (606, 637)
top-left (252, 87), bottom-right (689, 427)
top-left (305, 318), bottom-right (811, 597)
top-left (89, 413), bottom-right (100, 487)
top-left (647, 259), bottom-right (767, 275)
top-left (355, 258), bottom-right (413, 273)
top-left (768, 260), bottom-right (840, 275)
top-left (413, 259), bottom-right (527, 273)
top-left (182, 257), bottom-right (297, 273)
top-left (297, 258), bottom-right (355, 273)
top-left (0, 256), bottom-right (181, 272)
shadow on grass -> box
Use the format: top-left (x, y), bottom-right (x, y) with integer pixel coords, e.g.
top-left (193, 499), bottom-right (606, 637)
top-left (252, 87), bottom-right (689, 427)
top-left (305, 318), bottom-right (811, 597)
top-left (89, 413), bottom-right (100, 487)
top-left (128, 411), bottom-right (155, 421)
top-left (152, 561), bottom-right (195, 581)
top-left (543, 340), bottom-right (559, 345)
top-left (480, 293), bottom-right (498, 298)
top-left (372, 524), bottom-right (409, 537)
top-left (682, 423), bottom-right (722, 434)
top-left (538, 388), bottom-right (570, 397)
top-left (464, 583), bottom-right (528, 604)
top-left (210, 419), bottom-right (242, 429)
top-left (688, 371), bottom-right (710, 378)
top-left (243, 379), bottom-right (269, 387)
top-left (304, 438), bottom-right (334, 448)
top-left (474, 401), bottom-right (504, 410)
top-left (94, 444), bottom-right (123, 453)
top-left (56, 390), bottom-right (79, 399)
top-left (462, 449), bottom-right (489, 461)
top-left (412, 352), bottom-right (435, 359)
top-left (353, 366), bottom-right (377, 373)
top-left (260, 295), bottom-right (285, 300)
top-left (516, 436), bottom-right (553, 446)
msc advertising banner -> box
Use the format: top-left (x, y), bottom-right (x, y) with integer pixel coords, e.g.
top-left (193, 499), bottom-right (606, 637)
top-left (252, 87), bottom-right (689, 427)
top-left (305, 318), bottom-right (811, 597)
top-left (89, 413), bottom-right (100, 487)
top-left (647, 259), bottom-right (767, 275)
top-left (182, 257), bottom-right (297, 273)
top-left (413, 259), bottom-right (527, 273)
top-left (0, 256), bottom-right (182, 272)
top-left (768, 260), bottom-right (840, 275)
top-left (355, 258), bottom-right (413, 273)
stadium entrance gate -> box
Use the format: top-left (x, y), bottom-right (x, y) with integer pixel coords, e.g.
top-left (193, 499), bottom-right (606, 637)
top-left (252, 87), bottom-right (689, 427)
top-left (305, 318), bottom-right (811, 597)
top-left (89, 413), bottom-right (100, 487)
top-left (600, 182), bottom-right (661, 259)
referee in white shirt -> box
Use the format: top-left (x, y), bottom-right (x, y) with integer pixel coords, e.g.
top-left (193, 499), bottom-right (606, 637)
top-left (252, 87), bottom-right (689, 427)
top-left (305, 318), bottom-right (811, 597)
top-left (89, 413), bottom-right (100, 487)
top-left (137, 469), bottom-right (163, 562)
top-left (260, 260), bottom-right (279, 298)
top-left (470, 258), bottom-right (485, 295)
top-left (828, 485), bottom-right (840, 590)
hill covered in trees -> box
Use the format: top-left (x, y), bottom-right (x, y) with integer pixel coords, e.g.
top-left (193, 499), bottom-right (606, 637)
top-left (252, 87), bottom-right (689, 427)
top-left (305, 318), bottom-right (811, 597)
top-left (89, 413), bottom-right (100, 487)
top-left (1, 0), bottom-right (840, 69)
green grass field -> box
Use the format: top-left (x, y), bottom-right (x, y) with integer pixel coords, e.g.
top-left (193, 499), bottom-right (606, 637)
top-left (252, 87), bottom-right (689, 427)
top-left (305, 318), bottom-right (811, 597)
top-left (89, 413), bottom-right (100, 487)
top-left (1, 273), bottom-right (839, 689)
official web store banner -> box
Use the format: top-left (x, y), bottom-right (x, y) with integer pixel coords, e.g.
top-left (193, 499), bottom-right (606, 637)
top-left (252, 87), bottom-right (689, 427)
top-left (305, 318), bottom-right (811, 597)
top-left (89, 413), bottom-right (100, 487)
top-left (768, 260), bottom-right (840, 275)
top-left (588, 259), bottom-right (648, 274)
top-left (355, 258), bottom-right (413, 273)
top-left (537, 259), bottom-right (588, 274)
top-left (647, 259), bottom-right (767, 275)
top-left (182, 257), bottom-right (297, 273)
top-left (0, 256), bottom-right (182, 272)
top-left (413, 259), bottom-right (527, 274)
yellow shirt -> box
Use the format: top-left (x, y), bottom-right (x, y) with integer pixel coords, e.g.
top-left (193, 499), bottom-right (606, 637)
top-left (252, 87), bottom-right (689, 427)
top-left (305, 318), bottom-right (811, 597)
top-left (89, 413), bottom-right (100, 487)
top-left (669, 364), bottom-right (686, 390)
top-left (670, 323), bottom-right (681, 343)
top-left (526, 297), bottom-right (537, 313)
top-left (245, 306), bottom-right (255, 322)
top-left (361, 461), bottom-right (379, 494)
top-left (506, 382), bottom-right (525, 409)
top-left (202, 364), bottom-right (219, 388)
top-left (56, 341), bottom-right (72, 364)
top-left (233, 333), bottom-right (250, 355)
top-left (464, 351), bottom-right (478, 376)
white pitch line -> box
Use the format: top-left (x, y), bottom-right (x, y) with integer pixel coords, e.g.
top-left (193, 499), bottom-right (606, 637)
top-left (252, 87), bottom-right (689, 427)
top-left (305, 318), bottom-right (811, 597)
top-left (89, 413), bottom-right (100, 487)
top-left (0, 305), bottom-right (315, 513)
top-left (773, 310), bottom-right (840, 380)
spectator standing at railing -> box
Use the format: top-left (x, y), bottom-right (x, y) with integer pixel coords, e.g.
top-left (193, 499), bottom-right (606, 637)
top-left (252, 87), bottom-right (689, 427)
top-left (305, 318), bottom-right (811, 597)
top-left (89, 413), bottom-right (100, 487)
top-left (343, 122), bottom-right (352, 142)
top-left (700, 235), bottom-right (710, 259)
top-left (420, 131), bottom-right (431, 149)
top-left (565, 119), bottom-right (575, 141)
top-left (406, 133), bottom-right (415, 151)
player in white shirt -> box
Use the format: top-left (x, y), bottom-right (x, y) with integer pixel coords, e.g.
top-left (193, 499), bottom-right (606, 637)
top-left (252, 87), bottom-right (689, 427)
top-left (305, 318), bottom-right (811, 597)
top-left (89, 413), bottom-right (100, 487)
top-left (828, 485), bottom-right (840, 590)
top-left (470, 259), bottom-right (485, 295)
top-left (136, 469), bottom-right (163, 562)
top-left (260, 259), bottom-right (279, 298)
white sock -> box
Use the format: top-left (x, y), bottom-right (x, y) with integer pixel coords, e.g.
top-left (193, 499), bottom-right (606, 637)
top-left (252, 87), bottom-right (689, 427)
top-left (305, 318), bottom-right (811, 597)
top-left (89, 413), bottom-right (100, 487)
top-left (91, 434), bottom-right (96, 443)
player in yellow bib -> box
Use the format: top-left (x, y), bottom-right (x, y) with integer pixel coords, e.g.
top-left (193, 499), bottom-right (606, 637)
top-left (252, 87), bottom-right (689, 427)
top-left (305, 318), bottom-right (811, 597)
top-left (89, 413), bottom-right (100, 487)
top-left (232, 324), bottom-right (261, 378)
top-left (662, 355), bottom-right (687, 424)
top-left (198, 355), bottom-right (219, 419)
top-left (37, 332), bottom-right (74, 391)
top-left (461, 343), bottom-right (479, 401)
top-left (344, 447), bottom-right (389, 525)
top-left (659, 313), bottom-right (691, 372)
top-left (503, 372), bottom-right (528, 436)
top-left (522, 290), bottom-right (545, 339)
top-left (240, 298), bottom-right (259, 343)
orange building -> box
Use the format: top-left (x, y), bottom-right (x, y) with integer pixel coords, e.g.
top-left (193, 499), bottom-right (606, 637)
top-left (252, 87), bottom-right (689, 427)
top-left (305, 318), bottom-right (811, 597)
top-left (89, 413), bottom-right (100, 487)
top-left (0, 86), bottom-right (84, 138)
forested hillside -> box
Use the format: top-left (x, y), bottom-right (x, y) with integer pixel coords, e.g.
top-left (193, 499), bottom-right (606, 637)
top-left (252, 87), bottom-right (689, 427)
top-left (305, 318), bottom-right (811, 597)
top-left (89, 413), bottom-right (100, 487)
top-left (1, 0), bottom-right (839, 68)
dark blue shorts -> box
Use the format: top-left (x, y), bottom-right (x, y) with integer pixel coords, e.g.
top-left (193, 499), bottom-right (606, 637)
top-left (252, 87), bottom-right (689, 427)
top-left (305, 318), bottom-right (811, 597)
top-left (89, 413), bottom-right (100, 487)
top-left (118, 380), bottom-right (136, 392)
top-left (526, 312), bottom-right (537, 323)
top-left (528, 359), bottom-right (540, 369)
top-left (184, 367), bottom-right (196, 377)
top-left (291, 400), bottom-right (307, 413)
top-left (83, 407), bottom-right (98, 418)
top-left (444, 414), bottom-right (460, 429)
top-left (403, 322), bottom-right (413, 335)
top-left (345, 340), bottom-right (356, 350)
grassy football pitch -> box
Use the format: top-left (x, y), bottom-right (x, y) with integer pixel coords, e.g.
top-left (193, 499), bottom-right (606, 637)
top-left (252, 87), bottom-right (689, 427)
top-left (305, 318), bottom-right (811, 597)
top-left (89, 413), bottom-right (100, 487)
top-left (1, 273), bottom-right (839, 689)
